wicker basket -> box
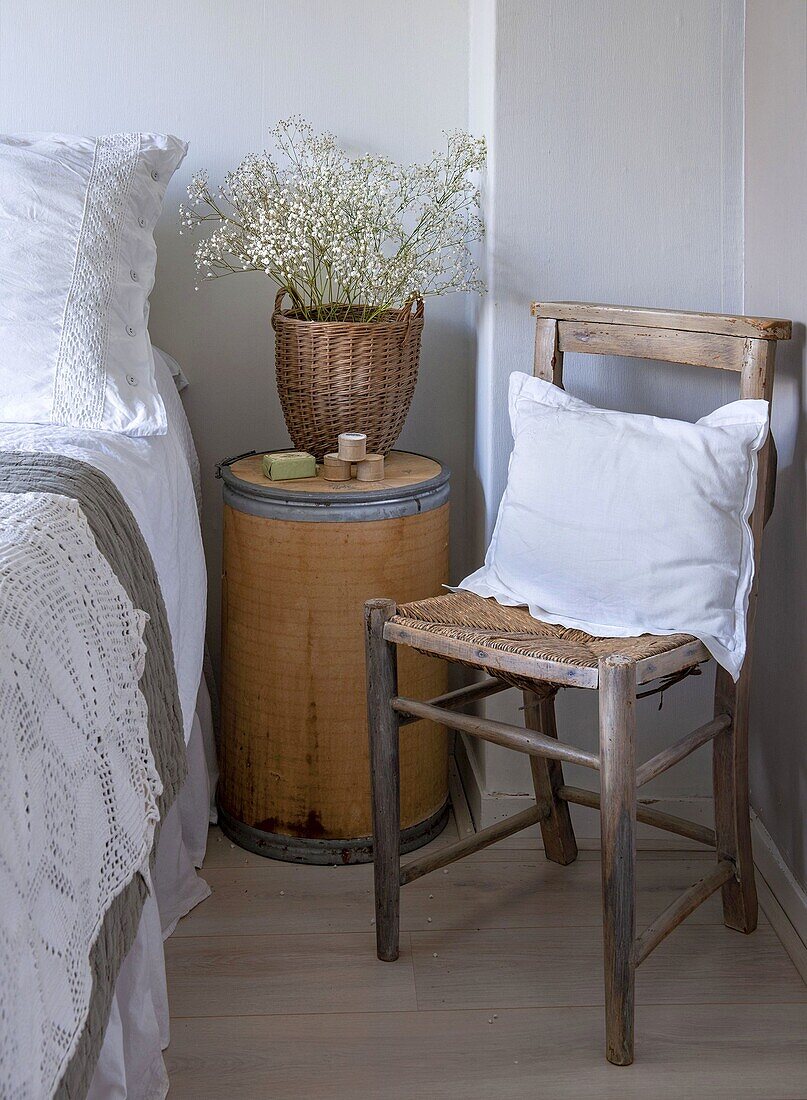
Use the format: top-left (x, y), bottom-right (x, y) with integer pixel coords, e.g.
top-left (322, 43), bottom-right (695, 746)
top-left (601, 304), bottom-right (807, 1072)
top-left (272, 291), bottom-right (424, 459)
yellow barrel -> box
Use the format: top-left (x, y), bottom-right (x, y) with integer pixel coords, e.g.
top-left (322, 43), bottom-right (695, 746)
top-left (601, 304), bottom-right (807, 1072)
top-left (218, 450), bottom-right (450, 864)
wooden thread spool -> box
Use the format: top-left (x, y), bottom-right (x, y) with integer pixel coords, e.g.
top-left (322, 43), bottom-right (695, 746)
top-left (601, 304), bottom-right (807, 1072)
top-left (356, 453), bottom-right (385, 482)
top-left (338, 432), bottom-right (367, 462)
top-left (322, 453), bottom-right (352, 482)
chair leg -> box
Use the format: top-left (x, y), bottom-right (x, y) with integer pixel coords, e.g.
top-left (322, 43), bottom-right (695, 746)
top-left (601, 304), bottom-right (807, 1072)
top-left (522, 690), bottom-right (578, 865)
top-left (598, 655), bottom-right (637, 1067)
top-left (713, 667), bottom-right (758, 934)
top-left (365, 599), bottom-right (401, 962)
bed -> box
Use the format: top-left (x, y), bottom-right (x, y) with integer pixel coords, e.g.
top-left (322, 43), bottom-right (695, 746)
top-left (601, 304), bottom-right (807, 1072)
top-left (0, 349), bottom-right (214, 1098)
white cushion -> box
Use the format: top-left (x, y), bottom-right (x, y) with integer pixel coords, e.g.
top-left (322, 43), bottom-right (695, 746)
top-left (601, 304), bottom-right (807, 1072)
top-left (459, 372), bottom-right (769, 680)
top-left (0, 132), bottom-right (187, 435)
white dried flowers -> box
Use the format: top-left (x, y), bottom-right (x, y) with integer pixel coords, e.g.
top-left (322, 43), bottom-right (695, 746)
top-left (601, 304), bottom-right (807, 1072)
top-left (180, 117), bottom-right (486, 322)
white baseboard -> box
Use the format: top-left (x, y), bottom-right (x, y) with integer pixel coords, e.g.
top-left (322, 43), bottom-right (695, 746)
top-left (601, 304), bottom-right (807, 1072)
top-left (751, 811), bottom-right (807, 969)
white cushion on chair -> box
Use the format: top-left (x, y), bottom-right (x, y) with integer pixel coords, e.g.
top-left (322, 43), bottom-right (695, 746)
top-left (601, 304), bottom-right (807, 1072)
top-left (459, 372), bottom-right (769, 680)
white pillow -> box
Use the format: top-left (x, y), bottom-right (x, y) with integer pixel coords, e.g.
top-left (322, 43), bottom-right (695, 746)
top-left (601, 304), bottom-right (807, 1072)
top-left (0, 132), bottom-right (187, 435)
top-left (459, 372), bottom-right (769, 680)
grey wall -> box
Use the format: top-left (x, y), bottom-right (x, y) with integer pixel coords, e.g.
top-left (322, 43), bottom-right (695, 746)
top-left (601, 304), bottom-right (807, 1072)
top-left (744, 0), bottom-right (807, 888)
top-left (463, 0), bottom-right (745, 820)
top-left (0, 0), bottom-right (474, 668)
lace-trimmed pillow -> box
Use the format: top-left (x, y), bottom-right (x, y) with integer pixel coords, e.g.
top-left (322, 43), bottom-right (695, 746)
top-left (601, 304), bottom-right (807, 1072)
top-left (0, 132), bottom-right (187, 435)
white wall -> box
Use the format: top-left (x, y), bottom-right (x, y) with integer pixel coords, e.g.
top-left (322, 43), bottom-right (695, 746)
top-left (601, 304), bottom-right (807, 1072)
top-left (744, 0), bottom-right (807, 889)
top-left (0, 0), bottom-right (473, 666)
top-left (464, 0), bottom-right (745, 822)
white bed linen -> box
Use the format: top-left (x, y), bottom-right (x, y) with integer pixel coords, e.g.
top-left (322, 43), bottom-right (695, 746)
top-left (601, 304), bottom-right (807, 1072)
top-left (0, 490), bottom-right (163, 1099)
top-left (83, 358), bottom-right (213, 1100)
top-left (0, 132), bottom-right (187, 435)
top-left (86, 684), bottom-right (214, 1100)
top-left (0, 350), bottom-right (206, 742)
top-left (0, 349), bottom-right (212, 1097)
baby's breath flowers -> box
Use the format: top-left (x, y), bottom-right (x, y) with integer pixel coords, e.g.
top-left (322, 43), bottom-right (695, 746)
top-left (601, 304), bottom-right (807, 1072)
top-left (180, 118), bottom-right (486, 322)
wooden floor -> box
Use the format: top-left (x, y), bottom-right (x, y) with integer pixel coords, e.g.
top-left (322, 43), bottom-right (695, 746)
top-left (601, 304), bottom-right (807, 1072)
top-left (165, 815), bottom-right (807, 1099)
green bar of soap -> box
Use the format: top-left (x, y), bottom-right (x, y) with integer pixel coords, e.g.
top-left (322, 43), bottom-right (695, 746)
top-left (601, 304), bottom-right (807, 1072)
top-left (262, 451), bottom-right (317, 481)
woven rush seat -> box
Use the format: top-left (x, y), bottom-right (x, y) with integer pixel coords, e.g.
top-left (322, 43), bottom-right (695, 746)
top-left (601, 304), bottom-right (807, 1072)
top-left (392, 590), bottom-right (696, 691)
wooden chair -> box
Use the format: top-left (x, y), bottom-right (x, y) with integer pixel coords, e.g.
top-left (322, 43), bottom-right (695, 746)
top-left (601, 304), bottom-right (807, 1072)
top-left (364, 302), bottom-right (792, 1066)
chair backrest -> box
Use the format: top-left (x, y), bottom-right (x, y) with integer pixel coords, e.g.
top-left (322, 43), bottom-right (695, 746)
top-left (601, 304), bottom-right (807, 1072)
top-left (531, 302), bottom-right (790, 398)
top-left (530, 302), bottom-right (792, 535)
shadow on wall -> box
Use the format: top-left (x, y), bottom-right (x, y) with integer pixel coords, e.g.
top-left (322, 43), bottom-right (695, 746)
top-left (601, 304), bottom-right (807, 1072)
top-left (151, 219), bottom-right (281, 678)
top-left (750, 320), bottom-right (807, 883)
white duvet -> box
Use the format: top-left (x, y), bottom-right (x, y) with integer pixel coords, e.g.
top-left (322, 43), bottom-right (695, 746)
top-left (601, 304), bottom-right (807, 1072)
top-left (0, 490), bottom-right (164, 1098)
top-left (0, 349), bottom-right (207, 742)
top-left (0, 350), bottom-right (208, 1098)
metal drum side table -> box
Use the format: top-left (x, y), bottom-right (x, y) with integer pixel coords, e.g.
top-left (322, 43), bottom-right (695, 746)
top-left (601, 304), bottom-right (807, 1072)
top-left (218, 450), bottom-right (450, 864)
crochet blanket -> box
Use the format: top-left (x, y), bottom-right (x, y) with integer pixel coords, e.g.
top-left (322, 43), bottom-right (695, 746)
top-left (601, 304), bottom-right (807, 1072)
top-left (0, 453), bottom-right (187, 1100)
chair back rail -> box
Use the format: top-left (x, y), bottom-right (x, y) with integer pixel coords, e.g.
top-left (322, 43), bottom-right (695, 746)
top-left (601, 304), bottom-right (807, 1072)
top-left (530, 303), bottom-right (788, 532)
top-left (532, 301), bottom-right (791, 341)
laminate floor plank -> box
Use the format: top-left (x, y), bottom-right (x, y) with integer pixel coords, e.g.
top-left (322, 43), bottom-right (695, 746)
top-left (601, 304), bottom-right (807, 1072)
top-left (165, 932), bottom-right (417, 1018)
top-left (166, 923), bottom-right (804, 1022)
top-left (165, 1003), bottom-right (807, 1099)
top-left (176, 856), bottom-right (742, 938)
top-left (410, 925), bottom-right (807, 1010)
